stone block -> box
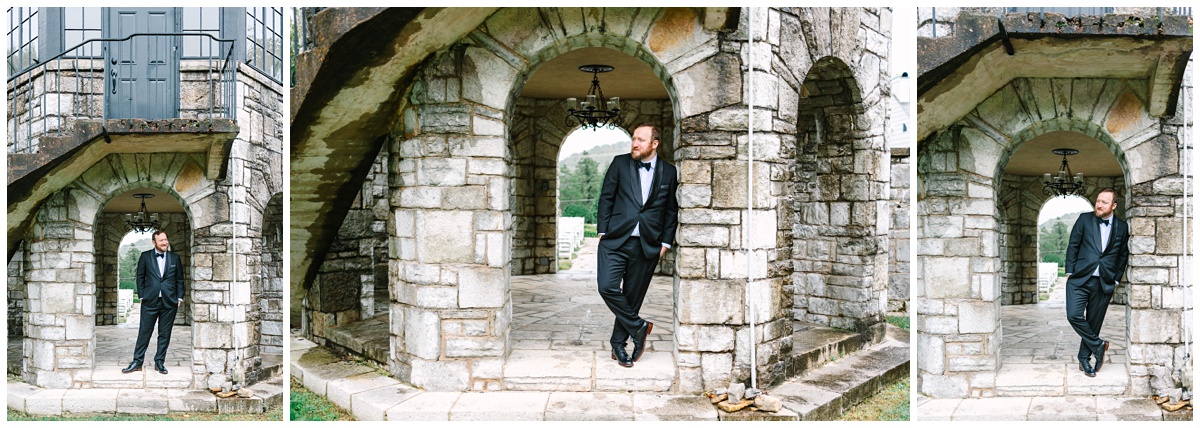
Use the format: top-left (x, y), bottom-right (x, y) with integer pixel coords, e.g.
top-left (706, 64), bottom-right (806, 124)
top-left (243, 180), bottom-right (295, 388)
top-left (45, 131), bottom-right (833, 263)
top-left (405, 308), bottom-right (441, 360)
top-left (62, 388), bottom-right (117, 414)
top-left (444, 337), bottom-right (504, 358)
top-left (925, 257), bottom-right (971, 298)
top-left (450, 391), bottom-right (549, 420)
top-left (24, 388), bottom-right (66, 415)
top-left (957, 301), bottom-right (997, 334)
top-left (458, 266), bottom-right (506, 308)
top-left (632, 393), bottom-right (718, 421)
top-left (594, 352), bottom-right (675, 392)
top-left (167, 389), bottom-right (218, 413)
top-left (545, 392), bottom-right (634, 421)
top-left (417, 210), bottom-right (474, 264)
top-left (116, 389), bottom-right (170, 414)
top-left (674, 53), bottom-right (742, 118)
top-left (677, 279), bottom-right (743, 324)
top-left (411, 358), bottom-right (470, 392)
top-left (919, 373), bottom-right (969, 398)
top-left (350, 384), bottom-right (420, 421)
top-left (700, 352), bottom-right (733, 390)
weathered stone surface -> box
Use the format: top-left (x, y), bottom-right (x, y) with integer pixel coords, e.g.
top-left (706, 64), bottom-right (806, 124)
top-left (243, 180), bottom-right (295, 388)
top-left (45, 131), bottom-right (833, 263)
top-left (450, 391), bottom-right (549, 421)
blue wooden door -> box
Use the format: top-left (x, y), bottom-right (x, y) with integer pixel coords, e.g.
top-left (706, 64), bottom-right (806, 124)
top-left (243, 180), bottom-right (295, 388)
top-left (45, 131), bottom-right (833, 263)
top-left (104, 8), bottom-right (179, 120)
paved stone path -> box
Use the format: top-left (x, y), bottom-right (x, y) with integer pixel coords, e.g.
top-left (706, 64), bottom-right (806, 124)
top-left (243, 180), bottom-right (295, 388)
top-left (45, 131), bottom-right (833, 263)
top-left (915, 278), bottom-right (1179, 420)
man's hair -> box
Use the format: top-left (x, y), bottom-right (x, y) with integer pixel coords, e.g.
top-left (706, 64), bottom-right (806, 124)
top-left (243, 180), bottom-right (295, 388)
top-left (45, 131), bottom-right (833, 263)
top-left (152, 230), bottom-right (167, 241)
top-left (1097, 188), bottom-right (1118, 204)
top-left (633, 123), bottom-right (660, 143)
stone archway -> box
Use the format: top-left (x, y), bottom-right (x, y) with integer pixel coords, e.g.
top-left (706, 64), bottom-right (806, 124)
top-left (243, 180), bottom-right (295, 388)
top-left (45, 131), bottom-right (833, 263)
top-left (788, 56), bottom-right (890, 343)
top-left (918, 76), bottom-right (1185, 398)
top-left (389, 8), bottom-right (724, 392)
top-left (18, 152), bottom-right (255, 389)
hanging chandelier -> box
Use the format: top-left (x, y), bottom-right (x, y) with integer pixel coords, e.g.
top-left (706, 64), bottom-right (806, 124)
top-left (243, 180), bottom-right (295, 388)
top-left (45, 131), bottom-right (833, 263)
top-left (125, 193), bottom-right (161, 233)
top-left (565, 64), bottom-right (621, 130)
top-left (1042, 148), bottom-right (1085, 198)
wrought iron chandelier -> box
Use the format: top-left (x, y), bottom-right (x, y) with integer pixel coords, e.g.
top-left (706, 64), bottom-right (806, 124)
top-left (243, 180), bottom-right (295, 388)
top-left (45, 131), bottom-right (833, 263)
top-left (125, 193), bottom-right (161, 233)
top-left (1042, 148), bottom-right (1085, 198)
top-left (565, 64), bottom-right (621, 130)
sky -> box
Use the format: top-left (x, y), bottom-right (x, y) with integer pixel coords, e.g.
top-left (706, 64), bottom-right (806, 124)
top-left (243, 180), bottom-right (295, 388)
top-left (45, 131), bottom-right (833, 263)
top-left (1038, 195), bottom-right (1094, 225)
top-left (558, 125), bottom-right (631, 160)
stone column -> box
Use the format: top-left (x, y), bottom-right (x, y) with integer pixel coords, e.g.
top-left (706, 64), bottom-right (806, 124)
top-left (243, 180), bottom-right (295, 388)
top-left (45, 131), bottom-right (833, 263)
top-left (23, 190), bottom-right (96, 388)
top-left (391, 46), bottom-right (513, 391)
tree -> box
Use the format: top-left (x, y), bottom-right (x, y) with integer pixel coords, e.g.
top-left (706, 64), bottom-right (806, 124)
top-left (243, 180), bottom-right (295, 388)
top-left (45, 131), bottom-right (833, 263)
top-left (1039, 220), bottom-right (1071, 269)
top-left (558, 152), bottom-right (605, 223)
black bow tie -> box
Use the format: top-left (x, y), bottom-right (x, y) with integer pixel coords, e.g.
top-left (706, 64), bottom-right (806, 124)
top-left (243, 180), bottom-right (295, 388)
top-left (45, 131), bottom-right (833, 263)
top-left (639, 161), bottom-right (652, 171)
top-left (156, 253), bottom-right (165, 258)
top-left (1099, 219), bottom-right (1109, 226)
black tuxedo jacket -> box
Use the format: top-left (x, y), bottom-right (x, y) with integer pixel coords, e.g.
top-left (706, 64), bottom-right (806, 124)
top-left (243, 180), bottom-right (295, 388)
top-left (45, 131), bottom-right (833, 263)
top-left (596, 153), bottom-right (679, 258)
top-left (136, 249), bottom-right (184, 307)
top-left (1064, 212), bottom-right (1130, 294)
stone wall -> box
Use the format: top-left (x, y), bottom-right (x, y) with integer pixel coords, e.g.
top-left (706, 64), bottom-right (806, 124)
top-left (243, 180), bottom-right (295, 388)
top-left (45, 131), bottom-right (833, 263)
top-left (996, 175), bottom-right (1127, 306)
top-left (8, 242), bottom-right (25, 339)
top-left (303, 149), bottom-right (389, 346)
top-left (7, 61), bottom-right (242, 154)
top-left (94, 212), bottom-right (192, 327)
top-left (917, 74), bottom-right (1190, 398)
top-left (889, 148), bottom-right (910, 313)
top-left (509, 97), bottom-right (675, 275)
top-left (260, 195), bottom-right (285, 355)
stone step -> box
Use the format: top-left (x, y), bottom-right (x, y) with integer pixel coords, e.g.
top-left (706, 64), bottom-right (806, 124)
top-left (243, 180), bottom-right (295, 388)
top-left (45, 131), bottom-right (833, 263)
top-left (503, 349), bottom-right (675, 392)
top-left (92, 364), bottom-right (194, 389)
top-left (325, 314), bottom-right (390, 365)
top-left (770, 327), bottom-right (910, 421)
top-left (785, 321), bottom-right (866, 384)
top-left (995, 362), bottom-right (1130, 397)
top-left (259, 353), bottom-right (285, 380)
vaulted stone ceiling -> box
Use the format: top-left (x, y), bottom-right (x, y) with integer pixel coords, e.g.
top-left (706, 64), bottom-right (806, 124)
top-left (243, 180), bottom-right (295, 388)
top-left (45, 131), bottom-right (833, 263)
top-left (520, 47), bottom-right (669, 100)
top-left (1003, 130), bottom-right (1123, 177)
top-left (102, 187), bottom-right (187, 213)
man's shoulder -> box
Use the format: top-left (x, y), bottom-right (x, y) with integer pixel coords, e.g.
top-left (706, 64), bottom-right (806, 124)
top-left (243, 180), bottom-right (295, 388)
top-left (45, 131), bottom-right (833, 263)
top-left (613, 153), bottom-right (632, 162)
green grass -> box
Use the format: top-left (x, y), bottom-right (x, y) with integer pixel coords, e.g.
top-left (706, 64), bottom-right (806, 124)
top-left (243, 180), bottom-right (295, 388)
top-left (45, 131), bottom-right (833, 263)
top-left (584, 223), bottom-right (598, 237)
top-left (838, 378), bottom-right (909, 421)
top-left (558, 260), bottom-right (573, 271)
top-left (290, 379), bottom-right (354, 421)
top-left (886, 315), bottom-right (910, 331)
top-left (7, 407), bottom-right (281, 421)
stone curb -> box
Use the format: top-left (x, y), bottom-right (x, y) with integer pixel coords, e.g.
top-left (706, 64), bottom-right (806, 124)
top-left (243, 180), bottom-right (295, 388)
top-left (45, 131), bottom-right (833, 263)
top-left (6, 376), bottom-right (285, 417)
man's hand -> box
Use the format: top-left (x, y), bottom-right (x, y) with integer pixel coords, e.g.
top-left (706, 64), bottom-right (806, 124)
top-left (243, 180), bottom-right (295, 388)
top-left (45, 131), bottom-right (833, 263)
top-left (660, 245), bottom-right (668, 258)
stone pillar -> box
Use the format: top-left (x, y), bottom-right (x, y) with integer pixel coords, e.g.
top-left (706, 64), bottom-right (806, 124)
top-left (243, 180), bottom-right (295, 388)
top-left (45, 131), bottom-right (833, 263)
top-left (391, 46), bottom-right (512, 391)
top-left (260, 194), bottom-right (285, 355)
top-left (8, 242), bottom-right (26, 339)
top-left (23, 190), bottom-right (96, 389)
top-left (917, 129), bottom-right (1002, 398)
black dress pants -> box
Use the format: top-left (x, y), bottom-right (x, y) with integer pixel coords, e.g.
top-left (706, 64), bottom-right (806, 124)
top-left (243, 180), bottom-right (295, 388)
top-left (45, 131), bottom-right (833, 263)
top-left (1066, 276), bottom-right (1111, 360)
top-left (597, 235), bottom-right (660, 347)
top-left (132, 297), bottom-right (178, 365)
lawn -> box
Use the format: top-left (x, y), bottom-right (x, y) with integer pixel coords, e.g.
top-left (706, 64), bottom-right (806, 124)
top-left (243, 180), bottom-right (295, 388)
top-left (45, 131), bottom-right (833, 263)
top-left (7, 407), bottom-right (281, 421)
top-left (838, 378), bottom-right (910, 421)
top-left (290, 379), bottom-right (355, 421)
top-left (886, 315), bottom-right (910, 331)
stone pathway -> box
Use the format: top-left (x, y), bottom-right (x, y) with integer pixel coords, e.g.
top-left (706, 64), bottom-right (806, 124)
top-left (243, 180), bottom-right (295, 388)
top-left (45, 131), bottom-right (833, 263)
top-left (914, 277), bottom-right (1179, 421)
top-left (997, 278), bottom-right (1129, 396)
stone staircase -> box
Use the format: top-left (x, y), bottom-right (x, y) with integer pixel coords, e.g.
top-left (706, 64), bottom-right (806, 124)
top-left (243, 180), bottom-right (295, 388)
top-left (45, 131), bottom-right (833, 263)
top-left (7, 374), bottom-right (284, 416)
top-left (324, 314), bottom-right (390, 365)
top-left (995, 362), bottom-right (1129, 396)
top-left (766, 322), bottom-right (910, 420)
top-left (502, 349), bottom-right (676, 392)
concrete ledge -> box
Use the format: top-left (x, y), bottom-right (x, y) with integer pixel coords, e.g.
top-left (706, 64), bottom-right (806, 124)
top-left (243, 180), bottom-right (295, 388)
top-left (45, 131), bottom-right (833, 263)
top-left (349, 384), bottom-right (420, 421)
top-left (7, 380), bottom-right (41, 413)
top-left (6, 377), bottom-right (279, 416)
top-left (62, 389), bottom-right (117, 414)
top-left (383, 392), bottom-right (459, 421)
top-left (545, 392), bottom-right (635, 421)
top-left (450, 392), bottom-right (550, 421)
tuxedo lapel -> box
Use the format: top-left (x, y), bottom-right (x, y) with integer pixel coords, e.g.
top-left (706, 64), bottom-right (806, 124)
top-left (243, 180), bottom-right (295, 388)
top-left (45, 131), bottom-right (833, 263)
top-left (1103, 218), bottom-right (1120, 254)
top-left (149, 252), bottom-right (162, 281)
top-left (1092, 215), bottom-right (1104, 254)
top-left (646, 158), bottom-right (663, 204)
top-left (628, 157), bottom-right (643, 209)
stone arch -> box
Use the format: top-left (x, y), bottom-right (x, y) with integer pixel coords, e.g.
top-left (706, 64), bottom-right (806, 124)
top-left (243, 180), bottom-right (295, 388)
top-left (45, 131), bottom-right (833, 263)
top-left (787, 55), bottom-right (889, 342)
top-left (390, 8), bottom-right (717, 392)
top-left (18, 152), bottom-right (240, 389)
top-left (917, 76), bottom-right (1184, 398)
top-left (259, 193), bottom-right (285, 356)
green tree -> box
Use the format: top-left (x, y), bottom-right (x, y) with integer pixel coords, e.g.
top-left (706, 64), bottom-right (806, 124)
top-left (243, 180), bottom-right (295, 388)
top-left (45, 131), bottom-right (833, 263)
top-left (1039, 221), bottom-right (1071, 269)
top-left (558, 152), bottom-right (605, 223)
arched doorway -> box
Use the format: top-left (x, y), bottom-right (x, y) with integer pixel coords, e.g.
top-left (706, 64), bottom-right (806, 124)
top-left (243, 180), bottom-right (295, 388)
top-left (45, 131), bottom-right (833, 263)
top-left (992, 129), bottom-right (1131, 394)
top-left (789, 56), bottom-right (890, 344)
top-left (502, 45), bottom-right (681, 391)
top-left (93, 187), bottom-right (195, 380)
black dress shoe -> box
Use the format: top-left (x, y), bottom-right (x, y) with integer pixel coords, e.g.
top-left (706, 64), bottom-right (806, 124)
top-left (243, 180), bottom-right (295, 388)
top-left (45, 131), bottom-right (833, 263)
top-left (1078, 358), bottom-right (1095, 377)
top-left (155, 362), bottom-right (168, 374)
top-left (1094, 341), bottom-right (1109, 373)
top-left (611, 344), bottom-right (632, 367)
top-left (122, 362), bottom-right (142, 373)
top-left (631, 320), bottom-right (653, 362)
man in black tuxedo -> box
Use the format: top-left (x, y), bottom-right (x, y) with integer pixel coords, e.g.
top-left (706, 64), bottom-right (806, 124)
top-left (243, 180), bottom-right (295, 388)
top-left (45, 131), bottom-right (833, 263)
top-left (1064, 188), bottom-right (1129, 377)
top-left (123, 230), bottom-right (184, 375)
top-left (596, 123), bottom-right (679, 367)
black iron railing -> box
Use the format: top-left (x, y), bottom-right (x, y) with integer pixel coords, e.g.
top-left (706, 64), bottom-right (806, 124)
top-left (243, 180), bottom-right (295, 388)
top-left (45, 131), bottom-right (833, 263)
top-left (7, 33), bottom-right (236, 154)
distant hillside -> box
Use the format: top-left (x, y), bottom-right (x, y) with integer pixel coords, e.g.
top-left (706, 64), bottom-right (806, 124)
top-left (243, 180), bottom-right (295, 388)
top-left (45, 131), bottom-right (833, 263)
top-left (1040, 211), bottom-right (1087, 230)
top-left (559, 141), bottom-right (628, 172)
